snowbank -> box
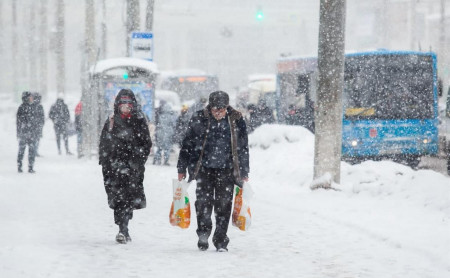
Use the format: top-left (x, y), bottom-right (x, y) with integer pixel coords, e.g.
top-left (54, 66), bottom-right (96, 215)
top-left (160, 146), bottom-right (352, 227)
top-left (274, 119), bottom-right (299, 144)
top-left (250, 124), bottom-right (450, 217)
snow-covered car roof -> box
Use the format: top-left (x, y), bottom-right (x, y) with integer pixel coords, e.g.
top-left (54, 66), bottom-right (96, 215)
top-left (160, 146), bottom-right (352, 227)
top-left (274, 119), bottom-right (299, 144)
top-left (90, 57), bottom-right (159, 74)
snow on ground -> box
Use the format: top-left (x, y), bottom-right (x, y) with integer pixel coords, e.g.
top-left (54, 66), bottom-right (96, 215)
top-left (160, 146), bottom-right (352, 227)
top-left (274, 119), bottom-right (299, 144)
top-left (1, 102), bottom-right (450, 278)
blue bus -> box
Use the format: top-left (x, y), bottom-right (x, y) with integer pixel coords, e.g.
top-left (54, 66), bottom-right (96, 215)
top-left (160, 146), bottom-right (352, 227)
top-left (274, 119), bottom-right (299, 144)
top-left (276, 50), bottom-right (439, 168)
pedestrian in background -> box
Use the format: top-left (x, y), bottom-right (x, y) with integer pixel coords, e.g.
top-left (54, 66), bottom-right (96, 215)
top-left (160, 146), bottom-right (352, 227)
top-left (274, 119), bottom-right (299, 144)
top-left (99, 89), bottom-right (152, 244)
top-left (49, 94), bottom-right (72, 155)
top-left (74, 100), bottom-right (83, 158)
top-left (153, 100), bottom-right (176, 166)
top-left (16, 91), bottom-right (39, 173)
top-left (33, 92), bottom-right (45, 157)
top-left (177, 91), bottom-right (250, 252)
top-left (174, 104), bottom-right (190, 148)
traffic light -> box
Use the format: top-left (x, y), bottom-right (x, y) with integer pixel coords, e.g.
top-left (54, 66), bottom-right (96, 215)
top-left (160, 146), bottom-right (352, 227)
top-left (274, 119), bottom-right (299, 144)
top-left (256, 9), bottom-right (264, 21)
top-left (123, 72), bottom-right (129, 79)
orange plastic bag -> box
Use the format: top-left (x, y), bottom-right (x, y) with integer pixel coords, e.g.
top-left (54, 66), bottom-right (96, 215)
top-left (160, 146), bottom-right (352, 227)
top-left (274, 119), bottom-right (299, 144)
top-left (169, 179), bottom-right (191, 229)
top-left (232, 183), bottom-right (253, 231)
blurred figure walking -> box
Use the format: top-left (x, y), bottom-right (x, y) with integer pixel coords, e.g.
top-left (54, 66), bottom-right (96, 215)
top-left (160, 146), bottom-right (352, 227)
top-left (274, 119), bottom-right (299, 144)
top-left (49, 94), bottom-right (72, 155)
top-left (33, 92), bottom-right (45, 157)
top-left (174, 104), bottom-right (191, 148)
top-left (16, 92), bottom-right (40, 173)
top-left (153, 100), bottom-right (176, 166)
top-left (74, 101), bottom-right (83, 158)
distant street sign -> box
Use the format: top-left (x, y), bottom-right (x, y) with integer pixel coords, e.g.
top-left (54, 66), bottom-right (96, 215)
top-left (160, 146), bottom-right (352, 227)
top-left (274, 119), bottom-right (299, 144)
top-left (130, 32), bottom-right (154, 61)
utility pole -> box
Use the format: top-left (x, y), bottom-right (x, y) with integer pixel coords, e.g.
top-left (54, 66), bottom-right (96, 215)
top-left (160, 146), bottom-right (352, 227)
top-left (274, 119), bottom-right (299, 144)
top-left (29, 2), bottom-right (38, 89)
top-left (85, 0), bottom-right (96, 67)
top-left (410, 0), bottom-right (417, 50)
top-left (101, 0), bottom-right (107, 59)
top-left (313, 0), bottom-right (346, 188)
top-left (381, 0), bottom-right (388, 47)
top-left (126, 0), bottom-right (140, 56)
top-left (55, 0), bottom-right (65, 96)
top-left (439, 0), bottom-right (447, 88)
top-left (12, 0), bottom-right (18, 96)
top-left (0, 1), bottom-right (2, 56)
top-left (82, 0), bottom-right (97, 159)
top-left (39, 0), bottom-right (48, 98)
top-left (146, 0), bottom-right (155, 31)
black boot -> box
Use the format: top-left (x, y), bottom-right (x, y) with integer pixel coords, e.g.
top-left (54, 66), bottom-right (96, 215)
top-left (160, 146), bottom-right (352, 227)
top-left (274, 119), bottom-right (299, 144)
top-left (28, 166), bottom-right (35, 173)
top-left (18, 162), bottom-right (23, 173)
top-left (197, 235), bottom-right (209, 251)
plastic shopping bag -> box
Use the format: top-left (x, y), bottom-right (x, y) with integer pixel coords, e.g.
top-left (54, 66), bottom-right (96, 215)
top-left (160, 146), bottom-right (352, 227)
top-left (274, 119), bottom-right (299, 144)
top-left (169, 179), bottom-right (191, 229)
top-left (232, 182), bottom-right (253, 231)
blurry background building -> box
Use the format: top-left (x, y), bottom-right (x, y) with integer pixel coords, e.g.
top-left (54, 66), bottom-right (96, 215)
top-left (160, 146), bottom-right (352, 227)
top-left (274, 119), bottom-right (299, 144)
top-left (0, 0), bottom-right (449, 100)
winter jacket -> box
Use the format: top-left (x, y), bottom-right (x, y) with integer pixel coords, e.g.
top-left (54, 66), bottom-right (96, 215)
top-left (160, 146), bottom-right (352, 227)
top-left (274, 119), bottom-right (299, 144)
top-left (174, 111), bottom-right (191, 146)
top-left (16, 93), bottom-right (40, 140)
top-left (177, 105), bottom-right (249, 186)
top-left (49, 99), bottom-right (70, 132)
top-left (154, 102), bottom-right (176, 149)
top-left (99, 89), bottom-right (152, 210)
top-left (74, 101), bottom-right (82, 133)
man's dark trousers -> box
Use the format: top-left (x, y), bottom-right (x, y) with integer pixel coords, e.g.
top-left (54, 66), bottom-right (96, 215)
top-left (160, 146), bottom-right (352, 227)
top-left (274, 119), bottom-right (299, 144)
top-left (195, 167), bottom-right (234, 249)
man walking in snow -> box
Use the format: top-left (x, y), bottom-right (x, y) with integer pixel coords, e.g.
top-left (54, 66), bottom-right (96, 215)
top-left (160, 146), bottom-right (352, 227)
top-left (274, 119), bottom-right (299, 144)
top-left (16, 91), bottom-right (40, 173)
top-left (99, 89), bottom-right (152, 244)
top-left (49, 94), bottom-right (72, 155)
top-left (177, 91), bottom-right (249, 252)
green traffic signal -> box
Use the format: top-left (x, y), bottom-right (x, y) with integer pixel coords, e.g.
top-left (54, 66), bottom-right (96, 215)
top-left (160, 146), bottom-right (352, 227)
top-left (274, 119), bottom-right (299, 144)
top-left (123, 72), bottom-right (129, 79)
top-left (256, 10), bottom-right (264, 21)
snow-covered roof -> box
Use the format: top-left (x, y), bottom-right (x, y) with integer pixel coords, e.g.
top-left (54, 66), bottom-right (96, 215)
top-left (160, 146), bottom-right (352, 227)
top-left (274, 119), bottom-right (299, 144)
top-left (248, 74), bottom-right (276, 83)
top-left (90, 57), bottom-right (159, 74)
top-left (164, 68), bottom-right (211, 77)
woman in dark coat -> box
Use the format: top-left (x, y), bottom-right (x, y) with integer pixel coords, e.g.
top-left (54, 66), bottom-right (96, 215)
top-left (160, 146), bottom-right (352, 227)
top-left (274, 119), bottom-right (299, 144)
top-left (99, 89), bottom-right (152, 244)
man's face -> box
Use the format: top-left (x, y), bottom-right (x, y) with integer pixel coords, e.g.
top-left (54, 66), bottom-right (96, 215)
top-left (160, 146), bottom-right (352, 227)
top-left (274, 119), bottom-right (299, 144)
top-left (211, 107), bottom-right (227, 120)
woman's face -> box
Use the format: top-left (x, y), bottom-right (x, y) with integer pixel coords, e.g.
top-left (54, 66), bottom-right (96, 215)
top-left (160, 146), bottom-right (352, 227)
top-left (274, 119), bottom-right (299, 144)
top-left (119, 103), bottom-right (132, 115)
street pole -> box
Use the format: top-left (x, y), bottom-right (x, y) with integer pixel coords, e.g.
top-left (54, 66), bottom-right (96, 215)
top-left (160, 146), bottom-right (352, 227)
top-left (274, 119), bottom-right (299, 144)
top-left (439, 0), bottom-right (447, 90)
top-left (126, 0), bottom-right (140, 56)
top-left (39, 0), bottom-right (48, 99)
top-left (313, 0), bottom-right (346, 188)
top-left (12, 0), bottom-right (18, 97)
top-left (410, 0), bottom-right (417, 50)
top-left (146, 0), bottom-right (154, 32)
top-left (55, 0), bottom-right (65, 96)
top-left (82, 0), bottom-right (97, 159)
top-left (29, 2), bottom-right (38, 89)
top-left (101, 0), bottom-right (107, 59)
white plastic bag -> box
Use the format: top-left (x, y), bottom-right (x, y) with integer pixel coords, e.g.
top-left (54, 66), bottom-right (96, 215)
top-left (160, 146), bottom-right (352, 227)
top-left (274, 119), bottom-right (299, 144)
top-left (232, 182), bottom-right (253, 231)
top-left (169, 179), bottom-right (191, 229)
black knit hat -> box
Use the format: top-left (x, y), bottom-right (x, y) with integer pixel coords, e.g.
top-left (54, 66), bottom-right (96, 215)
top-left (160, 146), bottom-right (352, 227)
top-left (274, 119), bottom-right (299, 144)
top-left (209, 91), bottom-right (229, 109)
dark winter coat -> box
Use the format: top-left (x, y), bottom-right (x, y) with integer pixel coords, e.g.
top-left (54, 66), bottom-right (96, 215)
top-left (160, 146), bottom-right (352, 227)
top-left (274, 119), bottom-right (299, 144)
top-left (177, 105), bottom-right (249, 186)
top-left (16, 93), bottom-right (40, 141)
top-left (99, 89), bottom-right (152, 210)
top-left (49, 99), bottom-right (70, 133)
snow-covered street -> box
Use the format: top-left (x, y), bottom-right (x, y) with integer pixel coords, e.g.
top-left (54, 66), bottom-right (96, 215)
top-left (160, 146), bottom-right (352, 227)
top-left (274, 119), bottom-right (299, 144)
top-left (1, 104), bottom-right (450, 278)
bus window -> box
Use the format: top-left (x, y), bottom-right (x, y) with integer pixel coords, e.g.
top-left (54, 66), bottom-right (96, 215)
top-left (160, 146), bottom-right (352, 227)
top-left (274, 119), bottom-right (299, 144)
top-left (343, 54), bottom-right (434, 120)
